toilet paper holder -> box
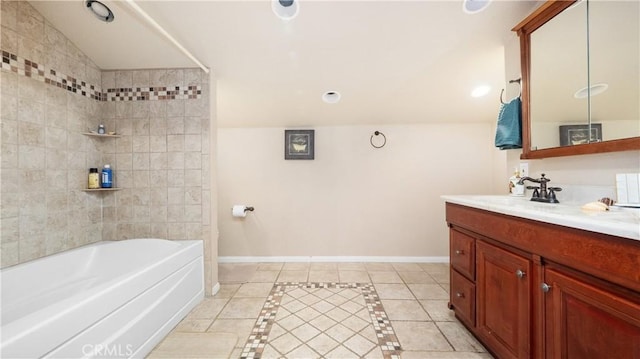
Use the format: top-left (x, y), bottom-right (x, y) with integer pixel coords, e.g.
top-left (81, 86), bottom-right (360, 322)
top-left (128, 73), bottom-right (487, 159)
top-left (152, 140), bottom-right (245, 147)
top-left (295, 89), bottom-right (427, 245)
top-left (244, 206), bottom-right (255, 212)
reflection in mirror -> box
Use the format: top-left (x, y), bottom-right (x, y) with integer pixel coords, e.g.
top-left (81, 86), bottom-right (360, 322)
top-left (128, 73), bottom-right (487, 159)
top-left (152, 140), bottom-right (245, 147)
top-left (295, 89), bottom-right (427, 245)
top-left (589, 1), bottom-right (640, 142)
top-left (530, 1), bottom-right (588, 150)
top-left (528, 0), bottom-right (639, 151)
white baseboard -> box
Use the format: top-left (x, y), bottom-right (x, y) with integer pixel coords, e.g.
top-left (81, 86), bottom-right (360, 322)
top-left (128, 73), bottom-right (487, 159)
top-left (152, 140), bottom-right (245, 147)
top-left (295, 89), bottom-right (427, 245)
top-left (211, 282), bottom-right (220, 296)
top-left (218, 256), bottom-right (449, 263)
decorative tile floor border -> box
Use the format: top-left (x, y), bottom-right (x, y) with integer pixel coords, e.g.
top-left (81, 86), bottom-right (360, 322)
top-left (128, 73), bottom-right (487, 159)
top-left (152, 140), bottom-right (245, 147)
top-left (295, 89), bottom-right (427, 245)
top-left (241, 282), bottom-right (402, 359)
top-left (1, 49), bottom-right (202, 101)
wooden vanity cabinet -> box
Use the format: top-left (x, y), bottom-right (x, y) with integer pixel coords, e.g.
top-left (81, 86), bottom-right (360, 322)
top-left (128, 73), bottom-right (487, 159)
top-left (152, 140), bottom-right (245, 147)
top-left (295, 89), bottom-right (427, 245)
top-left (446, 202), bottom-right (640, 359)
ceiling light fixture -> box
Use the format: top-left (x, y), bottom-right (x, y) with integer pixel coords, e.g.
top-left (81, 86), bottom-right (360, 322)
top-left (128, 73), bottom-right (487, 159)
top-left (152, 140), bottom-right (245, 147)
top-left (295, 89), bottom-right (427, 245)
top-left (272, 0), bottom-right (299, 21)
top-left (322, 91), bottom-right (341, 104)
top-left (463, 0), bottom-right (492, 14)
top-left (574, 83), bottom-right (609, 99)
top-left (471, 85), bottom-right (491, 98)
top-left (86, 0), bottom-right (114, 23)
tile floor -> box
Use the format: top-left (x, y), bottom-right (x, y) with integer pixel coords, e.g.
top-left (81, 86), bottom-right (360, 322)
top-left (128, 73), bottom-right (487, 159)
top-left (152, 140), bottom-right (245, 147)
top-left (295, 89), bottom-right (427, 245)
top-left (148, 262), bottom-right (492, 359)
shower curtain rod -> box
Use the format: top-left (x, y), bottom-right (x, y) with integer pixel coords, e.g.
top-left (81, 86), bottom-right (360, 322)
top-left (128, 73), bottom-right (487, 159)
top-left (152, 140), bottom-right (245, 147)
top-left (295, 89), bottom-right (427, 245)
top-left (123, 0), bottom-right (210, 74)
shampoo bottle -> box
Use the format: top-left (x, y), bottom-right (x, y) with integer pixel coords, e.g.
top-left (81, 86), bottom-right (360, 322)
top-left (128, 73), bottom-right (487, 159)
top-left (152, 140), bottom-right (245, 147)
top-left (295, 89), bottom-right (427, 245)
top-left (101, 164), bottom-right (113, 188)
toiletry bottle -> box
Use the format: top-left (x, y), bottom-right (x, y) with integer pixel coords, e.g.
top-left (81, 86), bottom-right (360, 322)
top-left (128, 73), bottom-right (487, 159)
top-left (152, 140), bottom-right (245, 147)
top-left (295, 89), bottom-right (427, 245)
top-left (101, 164), bottom-right (113, 188)
top-left (509, 167), bottom-right (520, 194)
top-left (88, 168), bottom-right (100, 189)
top-left (98, 124), bottom-right (106, 134)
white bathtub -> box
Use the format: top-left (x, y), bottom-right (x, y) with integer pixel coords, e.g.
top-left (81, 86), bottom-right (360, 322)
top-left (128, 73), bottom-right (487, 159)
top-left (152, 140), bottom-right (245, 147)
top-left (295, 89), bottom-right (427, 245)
top-left (0, 238), bottom-right (204, 358)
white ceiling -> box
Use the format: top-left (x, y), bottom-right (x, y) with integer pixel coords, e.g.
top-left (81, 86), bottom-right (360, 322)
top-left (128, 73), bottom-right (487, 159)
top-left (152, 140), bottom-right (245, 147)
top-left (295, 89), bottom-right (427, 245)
top-left (30, 0), bottom-right (537, 128)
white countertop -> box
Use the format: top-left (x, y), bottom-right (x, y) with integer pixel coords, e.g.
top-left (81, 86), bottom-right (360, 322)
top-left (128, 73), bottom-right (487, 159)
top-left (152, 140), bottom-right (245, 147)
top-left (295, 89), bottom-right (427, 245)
top-left (442, 195), bottom-right (640, 241)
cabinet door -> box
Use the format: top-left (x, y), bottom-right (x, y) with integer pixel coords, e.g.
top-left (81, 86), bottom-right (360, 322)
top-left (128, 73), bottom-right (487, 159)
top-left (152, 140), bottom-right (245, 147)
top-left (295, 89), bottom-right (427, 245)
top-left (544, 267), bottom-right (640, 358)
top-left (476, 240), bottom-right (531, 359)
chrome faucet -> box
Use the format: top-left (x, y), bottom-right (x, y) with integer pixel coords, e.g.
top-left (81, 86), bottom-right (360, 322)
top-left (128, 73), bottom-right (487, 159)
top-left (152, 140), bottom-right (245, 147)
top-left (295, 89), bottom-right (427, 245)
top-left (518, 173), bottom-right (562, 203)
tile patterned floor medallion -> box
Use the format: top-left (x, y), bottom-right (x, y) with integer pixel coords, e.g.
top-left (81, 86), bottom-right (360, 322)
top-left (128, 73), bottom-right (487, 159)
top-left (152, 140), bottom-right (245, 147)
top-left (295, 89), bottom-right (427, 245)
top-left (241, 282), bottom-right (402, 359)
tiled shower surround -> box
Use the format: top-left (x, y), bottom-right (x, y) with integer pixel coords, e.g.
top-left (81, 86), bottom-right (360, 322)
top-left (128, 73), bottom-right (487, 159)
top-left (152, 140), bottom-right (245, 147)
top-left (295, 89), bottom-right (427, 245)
top-left (0, 1), bottom-right (213, 292)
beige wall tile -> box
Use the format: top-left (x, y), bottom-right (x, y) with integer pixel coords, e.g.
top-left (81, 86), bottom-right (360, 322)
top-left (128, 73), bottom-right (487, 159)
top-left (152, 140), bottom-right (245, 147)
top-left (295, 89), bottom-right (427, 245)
top-left (1, 118), bottom-right (19, 147)
top-left (17, 98), bottom-right (44, 124)
top-left (18, 35), bottom-right (44, 65)
top-left (167, 152), bottom-right (184, 169)
top-left (132, 135), bottom-right (150, 153)
top-left (167, 134), bottom-right (184, 151)
top-left (149, 152), bottom-right (167, 169)
top-left (167, 169), bottom-right (184, 186)
top-left (1, 241), bottom-right (20, 267)
top-left (166, 116), bottom-right (183, 135)
top-left (1, 25), bottom-right (19, 53)
top-left (149, 101), bottom-right (166, 118)
top-left (184, 169), bottom-right (201, 187)
top-left (166, 100), bottom-right (184, 117)
top-left (149, 135), bottom-right (166, 152)
top-left (149, 117), bottom-right (167, 135)
top-left (1, 217), bottom-right (20, 243)
top-left (1, 94), bottom-right (18, 121)
top-left (17, 11), bottom-right (44, 42)
top-left (18, 145), bottom-right (45, 169)
top-left (1, 143), bottom-right (18, 169)
top-left (45, 126), bottom-right (66, 148)
top-left (1, 0), bottom-right (19, 31)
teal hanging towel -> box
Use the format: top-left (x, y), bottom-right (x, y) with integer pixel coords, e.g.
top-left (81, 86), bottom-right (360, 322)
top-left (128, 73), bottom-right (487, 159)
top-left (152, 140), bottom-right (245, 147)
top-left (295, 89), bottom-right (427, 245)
top-left (494, 97), bottom-right (522, 150)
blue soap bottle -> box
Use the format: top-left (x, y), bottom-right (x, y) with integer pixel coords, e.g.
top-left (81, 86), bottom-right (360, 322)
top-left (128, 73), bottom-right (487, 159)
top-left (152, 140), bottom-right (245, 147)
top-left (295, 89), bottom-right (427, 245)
top-left (101, 164), bottom-right (113, 188)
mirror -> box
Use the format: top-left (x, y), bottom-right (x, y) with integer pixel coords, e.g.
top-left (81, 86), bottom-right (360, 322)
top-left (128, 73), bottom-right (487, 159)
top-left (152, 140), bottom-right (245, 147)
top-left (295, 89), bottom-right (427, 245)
top-left (513, 0), bottom-right (640, 159)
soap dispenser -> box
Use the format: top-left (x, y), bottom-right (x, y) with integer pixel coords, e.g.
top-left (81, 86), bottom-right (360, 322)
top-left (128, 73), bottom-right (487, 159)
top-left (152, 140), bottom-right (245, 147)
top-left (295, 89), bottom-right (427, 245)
top-left (509, 167), bottom-right (520, 194)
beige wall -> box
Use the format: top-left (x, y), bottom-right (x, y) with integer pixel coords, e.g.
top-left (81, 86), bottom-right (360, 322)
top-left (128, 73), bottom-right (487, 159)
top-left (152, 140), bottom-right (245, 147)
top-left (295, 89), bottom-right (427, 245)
top-left (218, 124), bottom-right (497, 259)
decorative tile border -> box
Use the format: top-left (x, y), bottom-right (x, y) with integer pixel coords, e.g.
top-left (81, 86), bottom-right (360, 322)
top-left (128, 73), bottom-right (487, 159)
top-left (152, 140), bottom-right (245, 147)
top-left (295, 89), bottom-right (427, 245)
top-left (241, 282), bottom-right (402, 359)
top-left (2, 50), bottom-right (104, 100)
top-left (1, 49), bottom-right (201, 101)
top-left (106, 86), bottom-right (201, 101)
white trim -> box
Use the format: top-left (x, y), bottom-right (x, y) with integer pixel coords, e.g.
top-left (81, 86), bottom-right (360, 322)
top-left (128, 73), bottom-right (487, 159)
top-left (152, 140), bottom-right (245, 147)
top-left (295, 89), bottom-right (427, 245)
top-left (211, 282), bottom-right (221, 296)
top-left (218, 256), bottom-right (449, 263)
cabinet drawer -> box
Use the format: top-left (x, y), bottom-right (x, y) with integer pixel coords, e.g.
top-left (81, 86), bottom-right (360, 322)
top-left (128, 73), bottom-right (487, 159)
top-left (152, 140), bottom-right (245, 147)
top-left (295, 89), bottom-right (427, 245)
top-left (451, 269), bottom-right (476, 328)
top-left (450, 229), bottom-right (475, 280)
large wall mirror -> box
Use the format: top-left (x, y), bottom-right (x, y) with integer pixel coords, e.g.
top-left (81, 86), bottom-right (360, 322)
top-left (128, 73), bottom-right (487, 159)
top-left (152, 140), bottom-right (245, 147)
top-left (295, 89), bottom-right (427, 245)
top-left (513, 0), bottom-right (640, 159)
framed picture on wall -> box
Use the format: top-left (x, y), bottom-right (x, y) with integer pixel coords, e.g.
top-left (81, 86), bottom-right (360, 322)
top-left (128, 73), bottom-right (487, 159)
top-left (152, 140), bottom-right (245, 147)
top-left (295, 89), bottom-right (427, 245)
top-left (559, 124), bottom-right (602, 146)
top-left (285, 129), bottom-right (314, 160)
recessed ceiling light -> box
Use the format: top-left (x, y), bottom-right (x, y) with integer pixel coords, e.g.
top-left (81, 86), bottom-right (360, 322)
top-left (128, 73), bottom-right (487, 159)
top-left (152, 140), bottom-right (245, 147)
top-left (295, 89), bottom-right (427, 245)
top-left (574, 83), bottom-right (609, 99)
top-left (471, 85), bottom-right (491, 98)
top-left (86, 0), bottom-right (114, 23)
top-left (463, 0), bottom-right (492, 14)
top-left (322, 91), bottom-right (341, 104)
top-left (272, 0), bottom-right (299, 21)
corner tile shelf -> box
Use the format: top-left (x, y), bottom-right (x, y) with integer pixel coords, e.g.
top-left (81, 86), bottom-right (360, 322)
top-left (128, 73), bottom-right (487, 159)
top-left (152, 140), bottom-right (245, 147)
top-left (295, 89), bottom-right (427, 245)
top-left (82, 188), bottom-right (121, 192)
top-left (82, 132), bottom-right (121, 138)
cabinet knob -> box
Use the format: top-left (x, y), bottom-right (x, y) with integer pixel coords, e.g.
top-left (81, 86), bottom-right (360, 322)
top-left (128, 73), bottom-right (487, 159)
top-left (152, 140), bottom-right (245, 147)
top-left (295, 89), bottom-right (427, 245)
top-left (516, 269), bottom-right (526, 279)
top-left (541, 283), bottom-right (552, 293)
top-left (456, 292), bottom-right (465, 298)
top-left (455, 249), bottom-right (464, 255)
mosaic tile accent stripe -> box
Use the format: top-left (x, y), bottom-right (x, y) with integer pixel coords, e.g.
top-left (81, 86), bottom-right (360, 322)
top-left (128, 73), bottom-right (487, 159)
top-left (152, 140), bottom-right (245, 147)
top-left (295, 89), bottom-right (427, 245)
top-left (2, 50), bottom-right (104, 100)
top-left (1, 49), bottom-right (202, 101)
top-left (241, 282), bottom-right (402, 359)
top-left (106, 86), bottom-right (202, 101)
